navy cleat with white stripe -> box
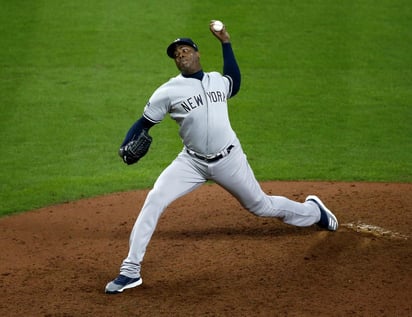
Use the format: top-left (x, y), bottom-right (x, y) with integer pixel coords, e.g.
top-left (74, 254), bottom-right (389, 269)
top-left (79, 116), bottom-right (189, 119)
top-left (306, 195), bottom-right (339, 231)
top-left (105, 274), bottom-right (142, 294)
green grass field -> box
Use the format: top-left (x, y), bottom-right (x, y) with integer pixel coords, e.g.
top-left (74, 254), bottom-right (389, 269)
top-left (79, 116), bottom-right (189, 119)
top-left (1, 0), bottom-right (411, 215)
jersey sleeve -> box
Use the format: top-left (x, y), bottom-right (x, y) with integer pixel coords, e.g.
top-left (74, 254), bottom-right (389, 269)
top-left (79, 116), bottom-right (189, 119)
top-left (223, 75), bottom-right (234, 99)
top-left (143, 84), bottom-right (171, 123)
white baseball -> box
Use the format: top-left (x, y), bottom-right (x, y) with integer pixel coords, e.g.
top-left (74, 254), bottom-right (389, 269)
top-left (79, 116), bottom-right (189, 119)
top-left (212, 21), bottom-right (224, 32)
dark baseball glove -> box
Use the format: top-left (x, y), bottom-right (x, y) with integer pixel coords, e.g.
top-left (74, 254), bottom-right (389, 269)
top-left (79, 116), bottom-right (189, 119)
top-left (119, 130), bottom-right (152, 165)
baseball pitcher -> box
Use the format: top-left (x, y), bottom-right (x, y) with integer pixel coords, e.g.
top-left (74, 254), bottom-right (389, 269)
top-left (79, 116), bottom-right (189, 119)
top-left (105, 21), bottom-right (338, 294)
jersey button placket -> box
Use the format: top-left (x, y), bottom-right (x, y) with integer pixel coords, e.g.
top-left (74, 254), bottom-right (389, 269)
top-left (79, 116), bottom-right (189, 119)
top-left (201, 77), bottom-right (210, 157)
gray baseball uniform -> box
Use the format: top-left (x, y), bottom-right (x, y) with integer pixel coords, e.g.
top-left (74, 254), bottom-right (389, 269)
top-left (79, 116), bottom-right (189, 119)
top-left (117, 61), bottom-right (321, 279)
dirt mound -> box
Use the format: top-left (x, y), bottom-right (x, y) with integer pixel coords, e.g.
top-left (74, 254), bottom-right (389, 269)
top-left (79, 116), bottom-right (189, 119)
top-left (1, 181), bottom-right (411, 316)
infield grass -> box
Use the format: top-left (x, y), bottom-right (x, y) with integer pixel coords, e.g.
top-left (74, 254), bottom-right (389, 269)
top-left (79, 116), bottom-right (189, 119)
top-left (1, 0), bottom-right (411, 215)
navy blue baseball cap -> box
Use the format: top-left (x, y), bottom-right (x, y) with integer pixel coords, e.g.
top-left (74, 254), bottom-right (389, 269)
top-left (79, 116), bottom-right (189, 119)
top-left (167, 38), bottom-right (198, 58)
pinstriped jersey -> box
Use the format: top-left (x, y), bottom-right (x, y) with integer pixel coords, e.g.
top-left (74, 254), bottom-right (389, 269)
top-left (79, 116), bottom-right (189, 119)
top-left (143, 71), bottom-right (236, 156)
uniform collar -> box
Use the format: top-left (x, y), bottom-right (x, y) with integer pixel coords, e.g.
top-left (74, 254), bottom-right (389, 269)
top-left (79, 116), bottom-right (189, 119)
top-left (182, 70), bottom-right (204, 80)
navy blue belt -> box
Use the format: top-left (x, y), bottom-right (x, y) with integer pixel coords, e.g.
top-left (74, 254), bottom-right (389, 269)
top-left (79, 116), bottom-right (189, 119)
top-left (186, 145), bottom-right (235, 162)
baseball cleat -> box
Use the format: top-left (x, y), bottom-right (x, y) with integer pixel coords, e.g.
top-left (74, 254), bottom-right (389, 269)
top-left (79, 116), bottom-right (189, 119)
top-left (105, 274), bottom-right (142, 294)
top-left (305, 195), bottom-right (339, 231)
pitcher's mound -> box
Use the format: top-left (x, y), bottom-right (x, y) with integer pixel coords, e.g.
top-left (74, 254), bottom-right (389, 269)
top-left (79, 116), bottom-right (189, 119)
top-left (1, 181), bottom-right (411, 316)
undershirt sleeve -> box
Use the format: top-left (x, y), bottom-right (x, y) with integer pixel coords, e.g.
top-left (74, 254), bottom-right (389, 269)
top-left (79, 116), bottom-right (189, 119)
top-left (222, 43), bottom-right (241, 97)
top-left (120, 116), bottom-right (155, 147)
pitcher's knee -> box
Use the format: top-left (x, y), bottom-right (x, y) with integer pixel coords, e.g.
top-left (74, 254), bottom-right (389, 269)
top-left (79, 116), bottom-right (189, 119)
top-left (145, 189), bottom-right (170, 211)
top-left (249, 208), bottom-right (267, 217)
top-left (243, 197), bottom-right (273, 217)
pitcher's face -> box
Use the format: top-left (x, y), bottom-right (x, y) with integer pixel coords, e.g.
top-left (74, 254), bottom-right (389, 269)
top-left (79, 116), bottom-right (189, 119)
top-left (173, 45), bottom-right (201, 75)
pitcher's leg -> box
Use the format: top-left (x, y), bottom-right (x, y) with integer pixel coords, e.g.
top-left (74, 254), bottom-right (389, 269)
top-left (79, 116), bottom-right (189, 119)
top-left (120, 153), bottom-right (206, 278)
top-left (263, 196), bottom-right (320, 226)
top-left (212, 146), bottom-right (320, 227)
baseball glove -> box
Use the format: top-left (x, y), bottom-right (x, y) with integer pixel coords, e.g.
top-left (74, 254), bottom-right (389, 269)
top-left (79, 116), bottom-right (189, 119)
top-left (119, 130), bottom-right (152, 165)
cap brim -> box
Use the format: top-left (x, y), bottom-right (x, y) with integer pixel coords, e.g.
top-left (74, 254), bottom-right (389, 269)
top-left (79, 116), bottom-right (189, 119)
top-left (166, 39), bottom-right (198, 58)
